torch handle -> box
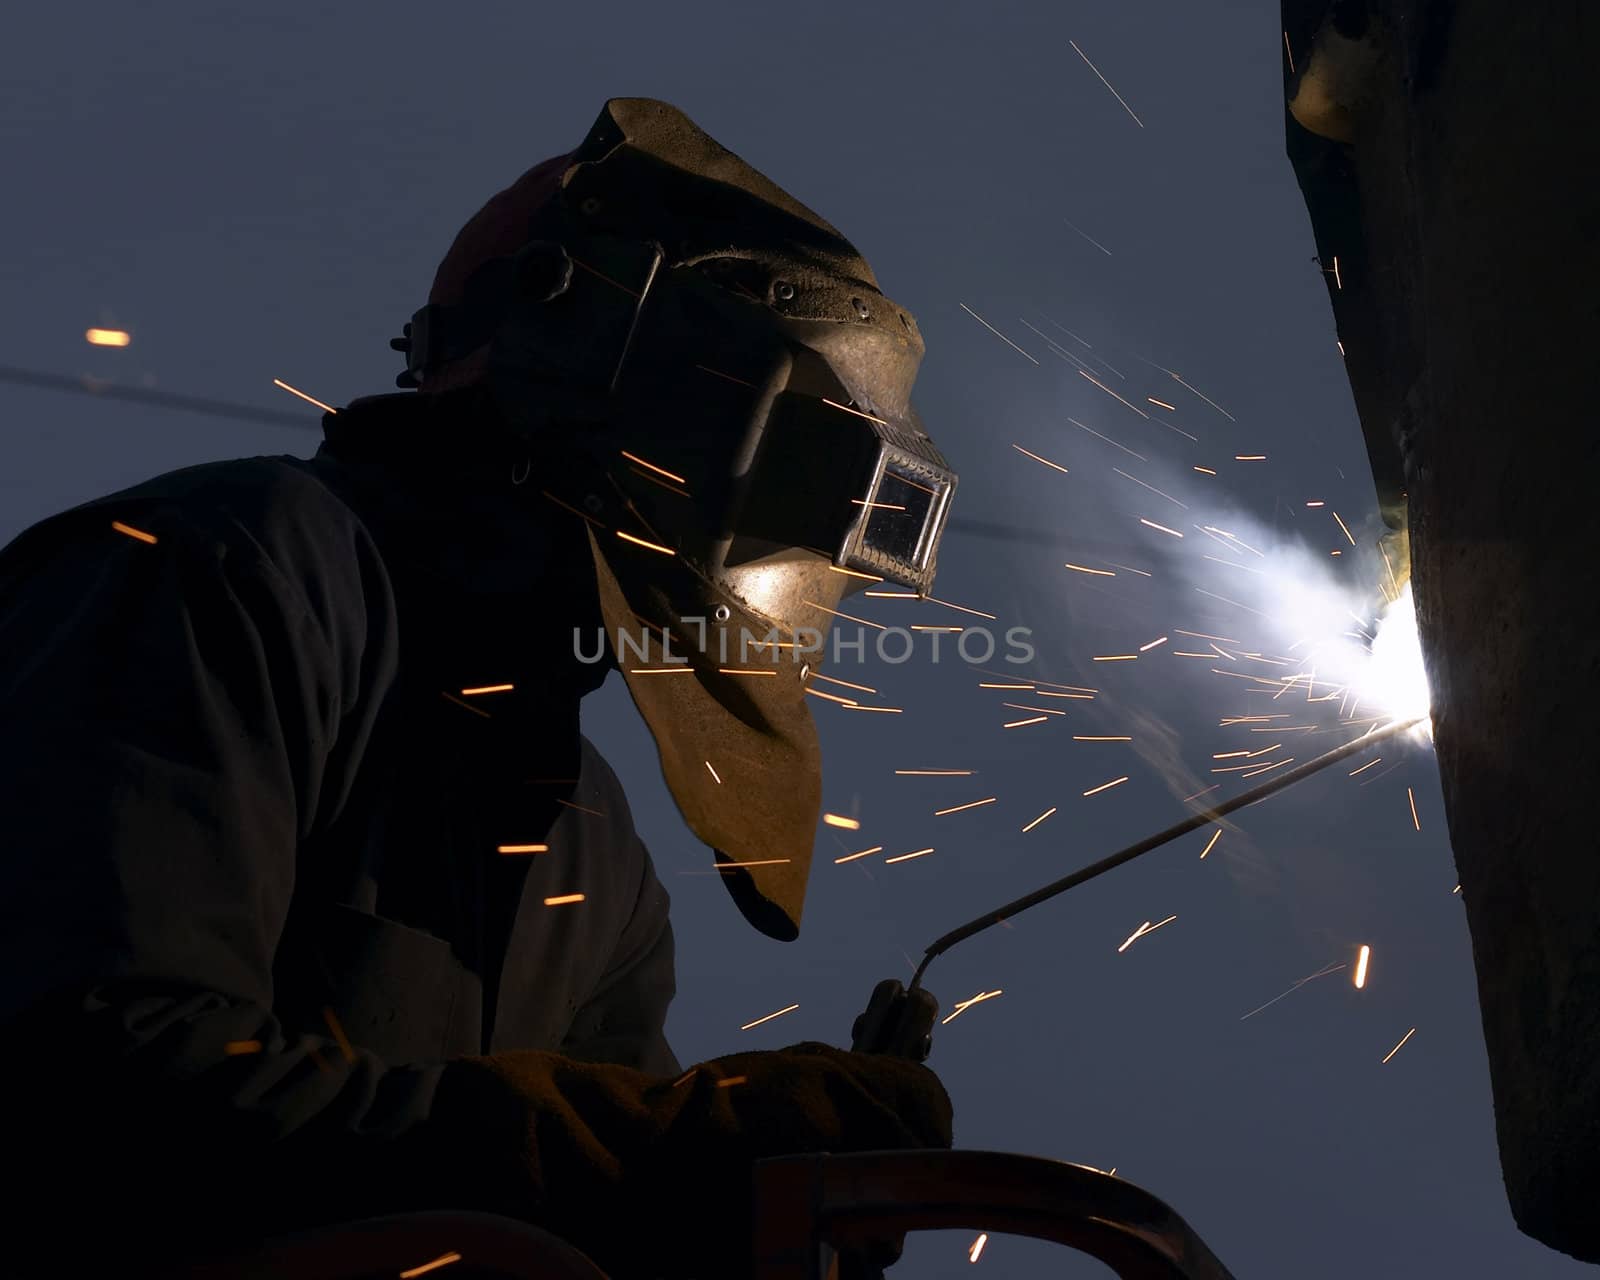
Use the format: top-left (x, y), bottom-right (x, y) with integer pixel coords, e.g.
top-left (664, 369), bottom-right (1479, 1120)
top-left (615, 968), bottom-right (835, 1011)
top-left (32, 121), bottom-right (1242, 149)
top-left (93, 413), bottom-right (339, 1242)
top-left (850, 978), bottom-right (939, 1061)
top-left (841, 979), bottom-right (940, 1279)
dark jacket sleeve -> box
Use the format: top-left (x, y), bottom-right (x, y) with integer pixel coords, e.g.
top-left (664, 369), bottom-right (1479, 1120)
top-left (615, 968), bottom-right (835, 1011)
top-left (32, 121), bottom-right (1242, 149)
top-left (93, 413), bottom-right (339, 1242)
top-left (0, 486), bottom-right (459, 1252)
top-left (0, 483), bottom-right (669, 1268)
top-left (560, 839), bottom-right (681, 1077)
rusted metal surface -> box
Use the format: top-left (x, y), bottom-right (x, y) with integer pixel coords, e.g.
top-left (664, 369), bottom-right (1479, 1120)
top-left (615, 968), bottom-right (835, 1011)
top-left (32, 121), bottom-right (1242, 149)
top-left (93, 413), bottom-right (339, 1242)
top-left (1282, 1), bottom-right (1600, 1261)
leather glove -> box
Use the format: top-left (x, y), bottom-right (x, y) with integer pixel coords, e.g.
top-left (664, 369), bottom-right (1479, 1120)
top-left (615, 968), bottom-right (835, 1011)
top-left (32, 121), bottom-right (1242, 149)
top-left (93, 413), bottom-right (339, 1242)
top-left (429, 1040), bottom-right (953, 1279)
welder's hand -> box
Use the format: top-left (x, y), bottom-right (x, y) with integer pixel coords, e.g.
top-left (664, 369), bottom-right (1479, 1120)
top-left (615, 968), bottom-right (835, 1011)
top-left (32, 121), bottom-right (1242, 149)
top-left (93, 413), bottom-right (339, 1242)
top-left (691, 1042), bottom-right (951, 1279)
top-left (702, 1040), bottom-right (954, 1153)
top-left (432, 1042), bottom-right (952, 1280)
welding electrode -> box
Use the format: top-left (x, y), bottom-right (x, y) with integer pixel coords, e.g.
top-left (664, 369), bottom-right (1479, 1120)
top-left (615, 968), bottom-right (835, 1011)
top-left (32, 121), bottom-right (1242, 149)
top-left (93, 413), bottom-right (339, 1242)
top-left (851, 715), bottom-right (1426, 1059)
top-left (908, 714), bottom-right (1428, 989)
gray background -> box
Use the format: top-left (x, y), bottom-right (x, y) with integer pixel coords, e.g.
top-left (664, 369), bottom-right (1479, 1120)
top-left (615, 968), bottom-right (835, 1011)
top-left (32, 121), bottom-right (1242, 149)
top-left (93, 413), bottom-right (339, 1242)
top-left (4, 3), bottom-right (1584, 1276)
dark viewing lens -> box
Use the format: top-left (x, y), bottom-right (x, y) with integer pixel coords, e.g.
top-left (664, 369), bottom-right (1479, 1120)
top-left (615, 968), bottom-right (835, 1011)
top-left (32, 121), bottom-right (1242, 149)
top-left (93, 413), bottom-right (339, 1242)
top-left (863, 460), bottom-right (941, 570)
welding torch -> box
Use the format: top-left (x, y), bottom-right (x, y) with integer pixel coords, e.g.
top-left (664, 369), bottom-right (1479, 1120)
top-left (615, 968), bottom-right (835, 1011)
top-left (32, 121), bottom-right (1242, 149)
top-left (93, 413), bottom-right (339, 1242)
top-left (850, 714), bottom-right (1428, 1060)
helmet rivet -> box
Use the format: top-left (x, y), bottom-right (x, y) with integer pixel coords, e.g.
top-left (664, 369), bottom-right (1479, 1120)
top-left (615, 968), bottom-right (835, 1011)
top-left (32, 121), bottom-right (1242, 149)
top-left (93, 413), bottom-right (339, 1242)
top-left (713, 604), bottom-right (732, 624)
top-left (774, 280), bottom-right (796, 301)
top-left (799, 663), bottom-right (811, 681)
top-left (852, 296), bottom-right (870, 320)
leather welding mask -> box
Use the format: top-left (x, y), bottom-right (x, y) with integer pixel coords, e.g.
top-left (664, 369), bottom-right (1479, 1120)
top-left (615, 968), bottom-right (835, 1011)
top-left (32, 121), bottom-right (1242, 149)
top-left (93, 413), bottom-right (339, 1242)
top-left (396, 98), bottom-right (957, 939)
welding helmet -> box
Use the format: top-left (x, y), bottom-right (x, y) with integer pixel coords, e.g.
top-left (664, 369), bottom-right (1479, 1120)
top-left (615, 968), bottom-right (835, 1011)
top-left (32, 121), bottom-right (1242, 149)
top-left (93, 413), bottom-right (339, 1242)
top-left (393, 98), bottom-right (957, 939)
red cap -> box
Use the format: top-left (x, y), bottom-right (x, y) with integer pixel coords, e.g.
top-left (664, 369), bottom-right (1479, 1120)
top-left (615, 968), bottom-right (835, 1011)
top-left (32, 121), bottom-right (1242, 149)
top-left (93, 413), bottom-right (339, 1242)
top-left (419, 151), bottom-right (573, 393)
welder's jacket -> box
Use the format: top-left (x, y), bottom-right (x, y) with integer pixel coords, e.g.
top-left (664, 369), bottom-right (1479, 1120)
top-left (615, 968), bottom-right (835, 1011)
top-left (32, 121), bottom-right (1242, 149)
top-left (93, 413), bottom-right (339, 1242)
top-left (0, 403), bottom-right (685, 1269)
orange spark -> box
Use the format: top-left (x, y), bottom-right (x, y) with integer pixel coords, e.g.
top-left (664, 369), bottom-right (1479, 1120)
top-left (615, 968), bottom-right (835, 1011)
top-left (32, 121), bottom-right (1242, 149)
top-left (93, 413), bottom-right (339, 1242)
top-left (705, 760), bottom-right (723, 785)
top-left (1354, 945), bottom-right (1371, 989)
top-left (1093, 654), bottom-right (1138, 662)
top-left (1004, 716), bottom-right (1048, 729)
top-left (1235, 454), bottom-right (1267, 462)
top-left (497, 844), bottom-right (549, 855)
top-left (716, 1075), bottom-right (749, 1089)
top-left (895, 769), bottom-right (974, 776)
top-left (1349, 758), bottom-right (1382, 777)
top-left (461, 683), bottom-right (514, 695)
top-left (85, 327), bottom-right (131, 346)
top-left (1078, 369), bottom-right (1150, 419)
top-left (830, 564), bottom-right (884, 582)
top-left (1306, 500), bottom-right (1325, 508)
top-left (272, 378), bottom-right (336, 414)
top-left (1192, 465), bottom-right (1218, 476)
top-left (619, 449), bottom-right (687, 484)
top-left (815, 673), bottom-right (878, 694)
top-left (742, 1003), bottom-right (800, 1030)
top-left (823, 813), bottom-right (861, 830)
top-left (1065, 562), bottom-right (1117, 576)
top-left (612, 529), bottom-right (679, 559)
top-left (1083, 776), bottom-right (1129, 797)
top-left (400, 1252), bottom-right (464, 1278)
top-left (1139, 517), bottom-right (1183, 538)
top-left (718, 667), bottom-right (776, 677)
top-left (885, 847), bottom-right (935, 864)
top-left (1140, 636), bottom-right (1168, 651)
top-left (1074, 735), bottom-right (1131, 741)
top-left (934, 797), bottom-right (997, 816)
top-left (1200, 829), bottom-right (1221, 859)
top-left (806, 687), bottom-right (859, 707)
top-left (544, 893), bottom-right (585, 906)
top-left (801, 600), bottom-right (886, 630)
top-left (1001, 703), bottom-right (1065, 717)
top-left (223, 1040), bottom-right (262, 1056)
top-left (1382, 1027), bottom-right (1416, 1064)
top-left (1012, 444), bottom-right (1070, 474)
top-left (1117, 914), bottom-right (1177, 952)
top-left (969, 1233), bottom-right (989, 1263)
top-left (834, 846), bottom-right (885, 864)
top-left (1022, 807), bottom-right (1056, 833)
top-left (1147, 397), bottom-right (1176, 410)
top-left (1408, 787), bottom-right (1420, 830)
top-left (629, 666), bottom-right (693, 674)
top-left (942, 989), bottom-right (1004, 1024)
top-left (1332, 509), bottom-right (1357, 546)
top-left (111, 520), bottom-right (157, 544)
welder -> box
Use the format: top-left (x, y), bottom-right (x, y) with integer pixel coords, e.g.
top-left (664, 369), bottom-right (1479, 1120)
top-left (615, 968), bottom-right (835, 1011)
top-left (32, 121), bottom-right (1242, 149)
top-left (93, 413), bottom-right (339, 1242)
top-left (0, 98), bottom-right (956, 1278)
